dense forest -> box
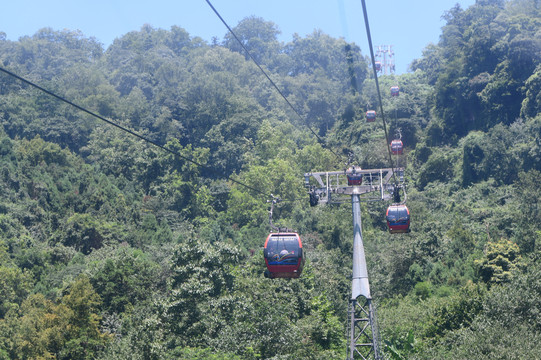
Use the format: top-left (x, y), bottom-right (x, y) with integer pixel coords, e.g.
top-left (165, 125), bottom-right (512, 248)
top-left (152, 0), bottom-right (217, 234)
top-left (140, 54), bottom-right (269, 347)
top-left (0, 0), bottom-right (540, 358)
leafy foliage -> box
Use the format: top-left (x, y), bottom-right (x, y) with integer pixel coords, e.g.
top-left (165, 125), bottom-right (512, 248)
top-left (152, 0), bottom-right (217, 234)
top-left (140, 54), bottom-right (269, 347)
top-left (0, 1), bottom-right (540, 358)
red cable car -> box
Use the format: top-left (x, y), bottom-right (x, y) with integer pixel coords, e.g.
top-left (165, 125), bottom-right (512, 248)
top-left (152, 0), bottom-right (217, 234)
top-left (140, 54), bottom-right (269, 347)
top-left (391, 86), bottom-right (400, 96)
top-left (347, 166), bottom-right (362, 185)
top-left (386, 205), bottom-right (410, 233)
top-left (390, 139), bottom-right (403, 155)
top-left (264, 233), bottom-right (305, 279)
top-left (375, 61), bottom-right (382, 72)
top-left (366, 110), bottom-right (376, 122)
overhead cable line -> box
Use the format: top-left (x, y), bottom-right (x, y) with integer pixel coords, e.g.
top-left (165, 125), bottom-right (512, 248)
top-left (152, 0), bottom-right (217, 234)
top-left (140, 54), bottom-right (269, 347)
top-left (205, 0), bottom-right (345, 164)
top-left (360, 0), bottom-right (398, 184)
top-left (0, 65), bottom-right (269, 198)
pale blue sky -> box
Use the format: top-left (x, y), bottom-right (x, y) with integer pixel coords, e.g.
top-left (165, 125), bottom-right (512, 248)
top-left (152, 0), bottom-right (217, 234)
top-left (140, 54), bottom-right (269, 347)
top-left (1, 0), bottom-right (476, 73)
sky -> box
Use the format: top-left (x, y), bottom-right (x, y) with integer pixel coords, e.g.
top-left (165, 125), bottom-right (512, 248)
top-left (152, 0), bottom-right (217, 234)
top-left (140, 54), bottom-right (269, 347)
top-left (1, 0), bottom-right (477, 74)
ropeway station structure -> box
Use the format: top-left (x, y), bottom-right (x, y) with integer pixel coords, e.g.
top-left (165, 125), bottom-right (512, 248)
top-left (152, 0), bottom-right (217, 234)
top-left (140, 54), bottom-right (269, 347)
top-left (305, 167), bottom-right (405, 360)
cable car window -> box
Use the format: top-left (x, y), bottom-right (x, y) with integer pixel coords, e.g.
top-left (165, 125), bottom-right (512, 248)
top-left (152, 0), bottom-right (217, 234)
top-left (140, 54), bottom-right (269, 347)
top-left (397, 208), bottom-right (409, 222)
top-left (386, 209), bottom-right (397, 222)
top-left (387, 206), bottom-right (409, 223)
top-left (266, 236), bottom-right (300, 265)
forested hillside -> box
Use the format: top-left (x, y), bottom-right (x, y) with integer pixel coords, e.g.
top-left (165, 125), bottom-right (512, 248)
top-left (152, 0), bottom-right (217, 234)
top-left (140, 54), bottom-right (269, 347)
top-left (0, 0), bottom-right (540, 359)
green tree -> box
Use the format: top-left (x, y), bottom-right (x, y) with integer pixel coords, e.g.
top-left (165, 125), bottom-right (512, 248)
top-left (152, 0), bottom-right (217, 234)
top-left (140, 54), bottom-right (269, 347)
top-left (166, 237), bottom-right (241, 345)
top-left (521, 66), bottom-right (541, 119)
top-left (1, 276), bottom-right (108, 360)
top-left (52, 213), bottom-right (124, 254)
top-left (223, 16), bottom-right (282, 67)
top-left (476, 238), bottom-right (523, 285)
top-left (297, 293), bottom-right (343, 351)
top-left (89, 246), bottom-right (163, 314)
top-left (58, 275), bottom-right (110, 359)
top-left (6, 293), bottom-right (63, 360)
top-left (417, 150), bottom-right (454, 190)
top-left (424, 281), bottom-right (485, 340)
top-left (0, 265), bottom-right (33, 318)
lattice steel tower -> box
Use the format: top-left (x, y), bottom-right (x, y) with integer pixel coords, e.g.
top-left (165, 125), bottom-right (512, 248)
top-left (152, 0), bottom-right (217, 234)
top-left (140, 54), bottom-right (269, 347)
top-left (376, 45), bottom-right (395, 75)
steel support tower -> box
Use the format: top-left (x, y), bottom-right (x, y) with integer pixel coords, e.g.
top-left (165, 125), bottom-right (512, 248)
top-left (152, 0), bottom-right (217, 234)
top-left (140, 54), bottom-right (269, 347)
top-left (376, 45), bottom-right (395, 75)
top-left (305, 167), bottom-right (401, 360)
top-left (347, 194), bottom-right (380, 360)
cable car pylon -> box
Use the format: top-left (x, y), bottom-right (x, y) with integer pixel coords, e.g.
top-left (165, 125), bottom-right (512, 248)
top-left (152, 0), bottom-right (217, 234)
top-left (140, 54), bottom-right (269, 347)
top-left (305, 168), bottom-right (400, 360)
top-left (348, 194), bottom-right (381, 360)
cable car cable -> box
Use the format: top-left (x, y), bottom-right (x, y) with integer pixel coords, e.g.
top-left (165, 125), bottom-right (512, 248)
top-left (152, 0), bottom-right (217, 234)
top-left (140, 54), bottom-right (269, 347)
top-left (205, 0), bottom-right (345, 164)
top-left (360, 0), bottom-right (398, 185)
top-left (0, 65), bottom-right (270, 198)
